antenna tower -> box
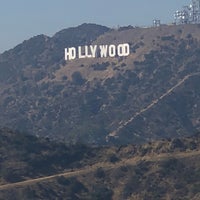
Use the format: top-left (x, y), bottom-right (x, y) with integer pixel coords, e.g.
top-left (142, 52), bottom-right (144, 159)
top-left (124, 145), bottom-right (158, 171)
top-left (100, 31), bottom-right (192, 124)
top-left (174, 0), bottom-right (200, 24)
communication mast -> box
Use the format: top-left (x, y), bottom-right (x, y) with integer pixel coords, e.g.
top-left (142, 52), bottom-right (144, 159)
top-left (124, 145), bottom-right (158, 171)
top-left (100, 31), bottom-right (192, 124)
top-left (191, 0), bottom-right (200, 23)
top-left (153, 19), bottom-right (161, 27)
top-left (174, 0), bottom-right (200, 24)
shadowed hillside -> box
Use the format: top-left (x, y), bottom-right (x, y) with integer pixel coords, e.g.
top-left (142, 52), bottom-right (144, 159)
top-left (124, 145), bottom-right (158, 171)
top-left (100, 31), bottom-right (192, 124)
top-left (0, 129), bottom-right (200, 199)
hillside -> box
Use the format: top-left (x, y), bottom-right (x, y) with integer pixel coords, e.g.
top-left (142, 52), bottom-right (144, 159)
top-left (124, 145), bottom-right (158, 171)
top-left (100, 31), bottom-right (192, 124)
top-left (0, 23), bottom-right (200, 144)
top-left (0, 129), bottom-right (200, 199)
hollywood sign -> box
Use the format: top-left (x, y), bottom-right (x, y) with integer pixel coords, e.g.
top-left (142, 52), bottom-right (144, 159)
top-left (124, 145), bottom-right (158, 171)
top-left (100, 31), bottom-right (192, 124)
top-left (64, 43), bottom-right (130, 60)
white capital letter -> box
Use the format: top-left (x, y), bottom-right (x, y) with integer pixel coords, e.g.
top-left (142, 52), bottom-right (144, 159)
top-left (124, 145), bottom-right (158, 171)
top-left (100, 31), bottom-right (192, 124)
top-left (78, 46), bottom-right (85, 59)
top-left (100, 45), bottom-right (108, 57)
top-left (122, 43), bottom-right (130, 56)
top-left (85, 46), bottom-right (92, 58)
top-left (90, 45), bottom-right (97, 58)
top-left (109, 45), bottom-right (116, 57)
top-left (117, 44), bottom-right (124, 56)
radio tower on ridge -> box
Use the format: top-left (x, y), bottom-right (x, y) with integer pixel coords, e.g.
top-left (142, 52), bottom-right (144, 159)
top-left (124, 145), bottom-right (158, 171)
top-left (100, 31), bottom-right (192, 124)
top-left (174, 0), bottom-right (200, 24)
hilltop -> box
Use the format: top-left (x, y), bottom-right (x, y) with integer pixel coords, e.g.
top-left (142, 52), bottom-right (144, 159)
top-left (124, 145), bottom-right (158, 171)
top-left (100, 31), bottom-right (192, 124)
top-left (0, 23), bottom-right (200, 144)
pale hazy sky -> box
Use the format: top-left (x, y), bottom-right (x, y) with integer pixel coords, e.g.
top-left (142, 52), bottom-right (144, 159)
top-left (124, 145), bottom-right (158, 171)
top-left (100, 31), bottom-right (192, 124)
top-left (0, 0), bottom-right (189, 53)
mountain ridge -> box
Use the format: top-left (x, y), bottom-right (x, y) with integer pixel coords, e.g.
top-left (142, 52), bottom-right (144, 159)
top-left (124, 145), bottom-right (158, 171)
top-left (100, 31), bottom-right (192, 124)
top-left (0, 23), bottom-right (200, 144)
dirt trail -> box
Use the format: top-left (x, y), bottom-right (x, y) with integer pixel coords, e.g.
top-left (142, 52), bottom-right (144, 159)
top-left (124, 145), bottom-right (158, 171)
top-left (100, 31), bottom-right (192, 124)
top-left (108, 72), bottom-right (200, 137)
top-left (0, 150), bottom-right (200, 191)
top-left (0, 72), bottom-right (200, 191)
